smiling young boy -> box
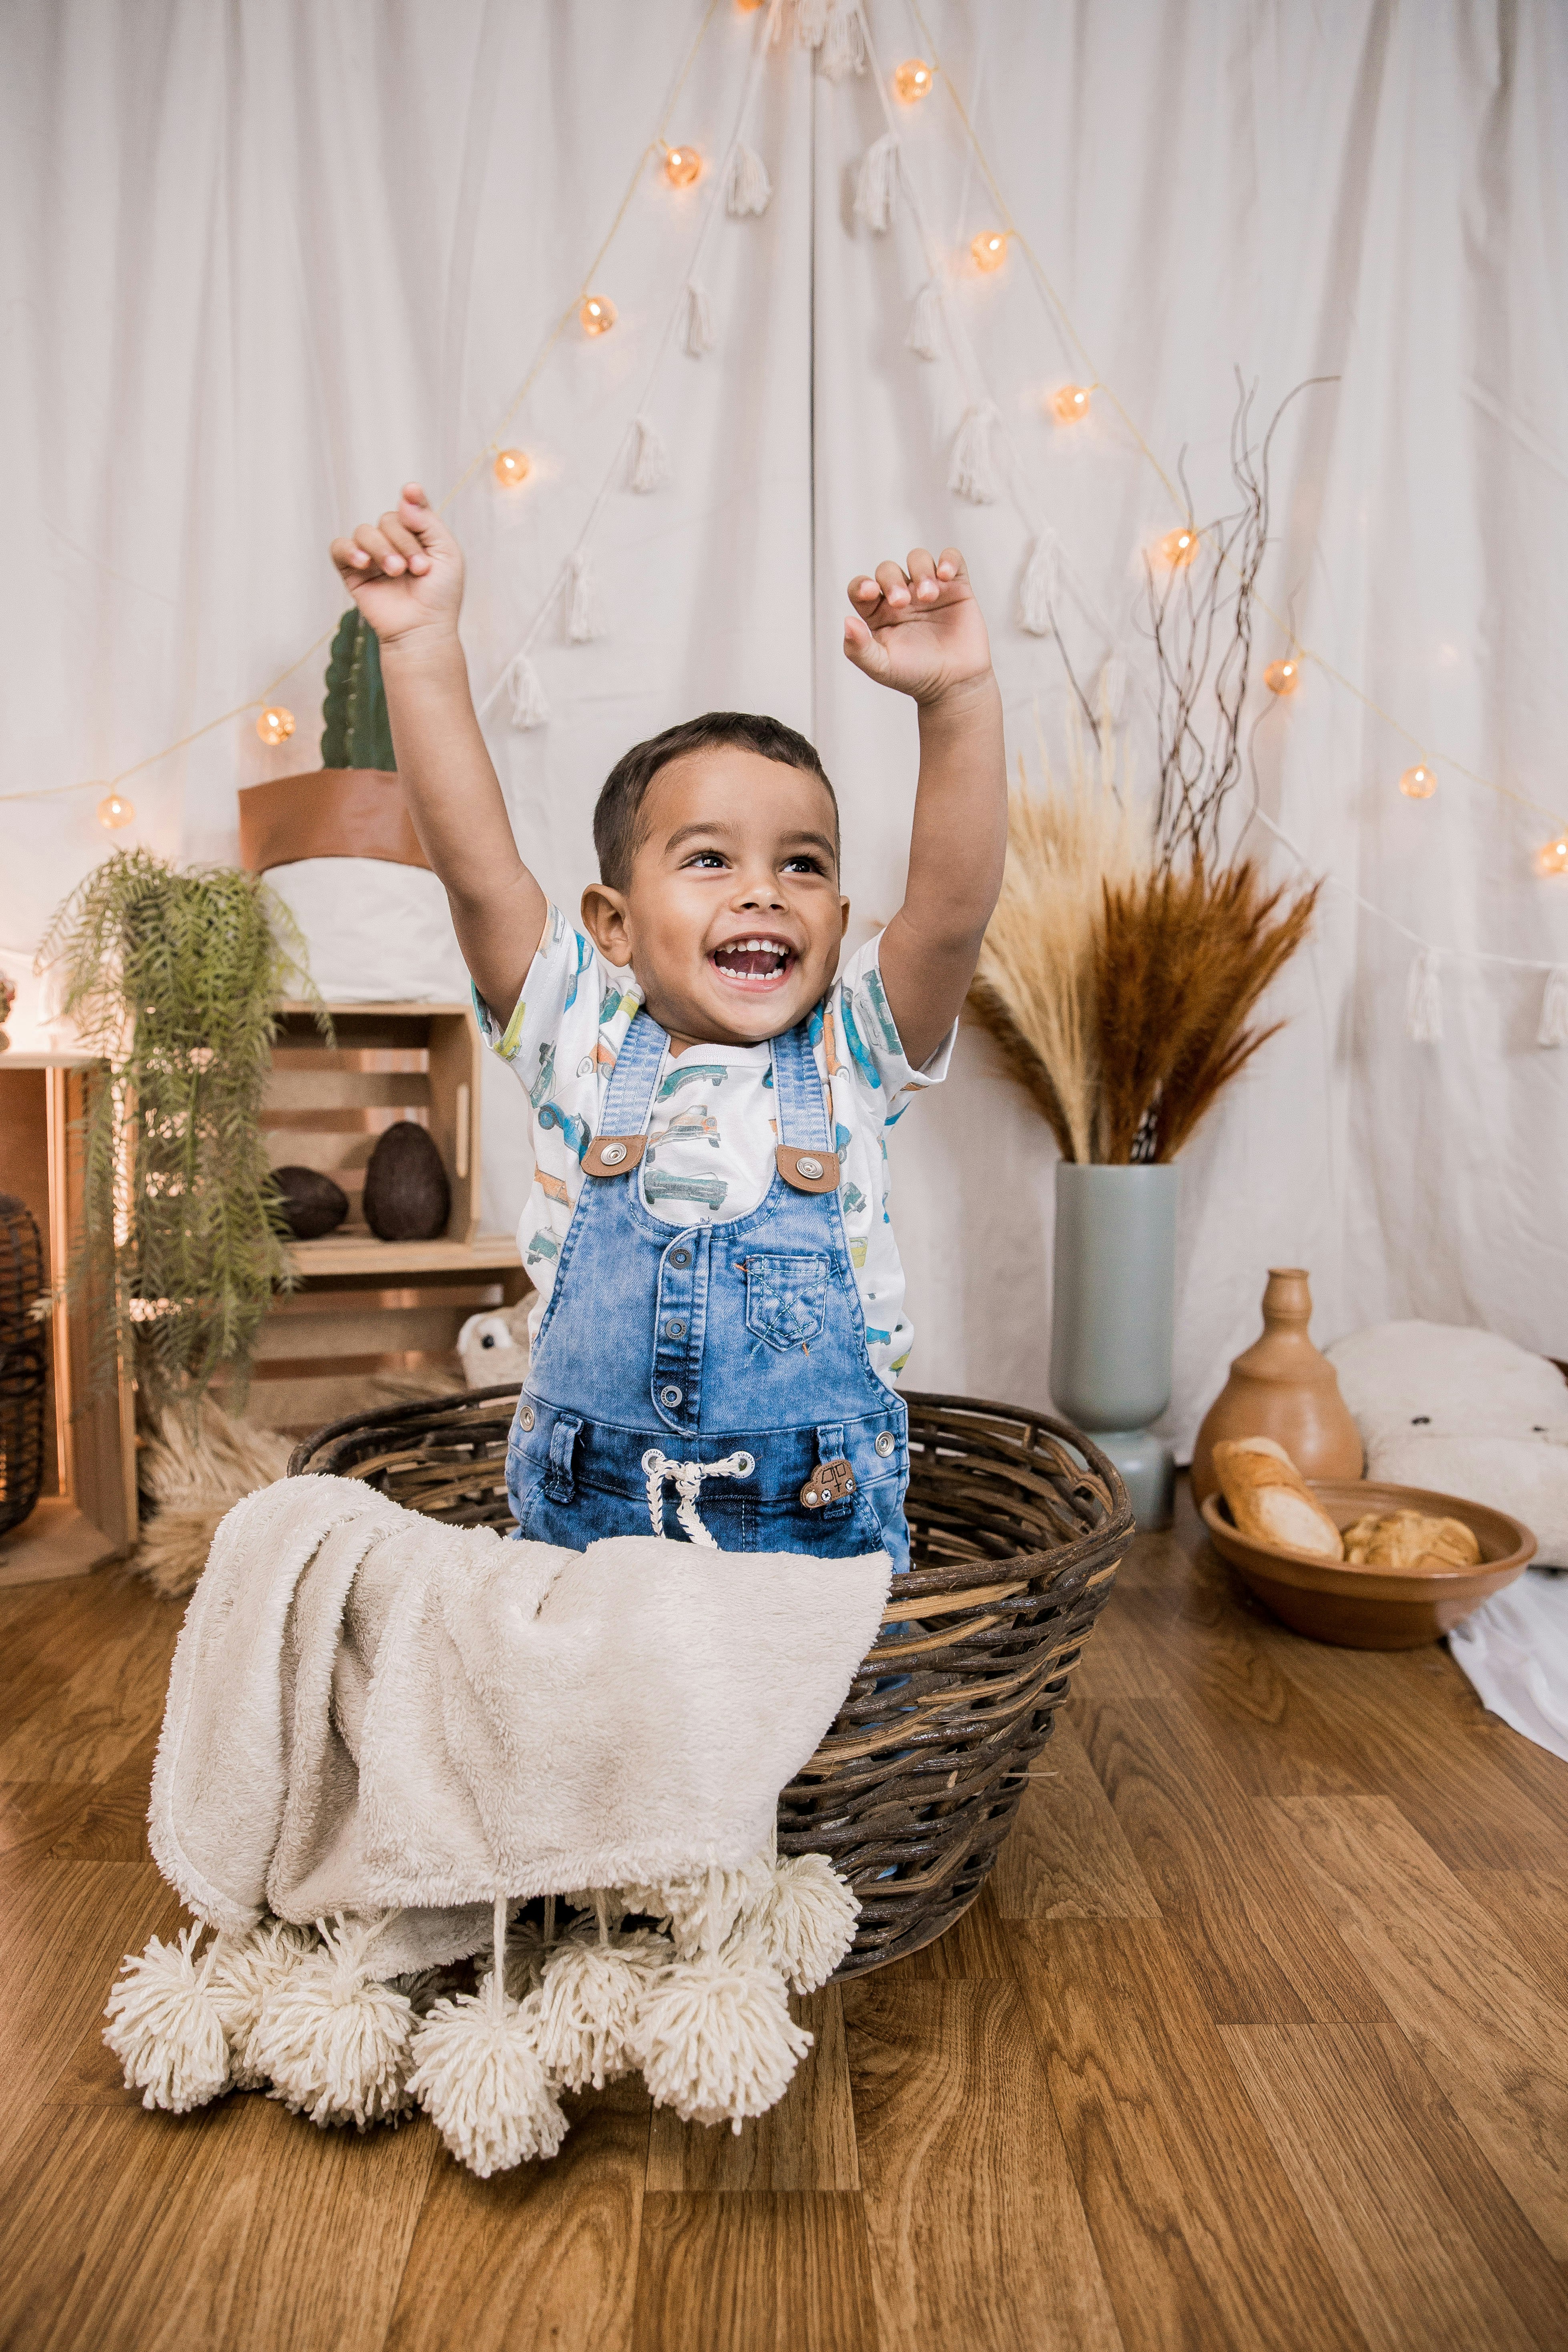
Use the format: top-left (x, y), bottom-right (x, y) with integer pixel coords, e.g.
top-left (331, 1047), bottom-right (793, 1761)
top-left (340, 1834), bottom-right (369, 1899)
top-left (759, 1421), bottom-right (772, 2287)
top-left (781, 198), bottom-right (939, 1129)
top-left (331, 485), bottom-right (1006, 1569)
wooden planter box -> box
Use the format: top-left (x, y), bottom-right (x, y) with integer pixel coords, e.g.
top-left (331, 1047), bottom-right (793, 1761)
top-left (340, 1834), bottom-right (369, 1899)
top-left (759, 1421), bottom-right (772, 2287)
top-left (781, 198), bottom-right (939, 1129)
top-left (0, 1054), bottom-right (137, 1585)
top-left (245, 1002), bottom-right (526, 1434)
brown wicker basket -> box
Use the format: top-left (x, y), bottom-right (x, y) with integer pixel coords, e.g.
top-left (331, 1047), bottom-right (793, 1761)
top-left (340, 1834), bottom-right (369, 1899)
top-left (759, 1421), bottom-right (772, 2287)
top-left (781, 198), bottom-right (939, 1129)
top-left (289, 1387), bottom-right (1130, 1975)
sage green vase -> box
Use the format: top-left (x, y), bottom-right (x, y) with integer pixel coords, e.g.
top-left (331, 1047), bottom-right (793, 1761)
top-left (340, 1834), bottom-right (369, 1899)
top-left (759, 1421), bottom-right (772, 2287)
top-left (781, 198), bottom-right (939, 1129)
top-left (1050, 1163), bottom-right (1179, 1529)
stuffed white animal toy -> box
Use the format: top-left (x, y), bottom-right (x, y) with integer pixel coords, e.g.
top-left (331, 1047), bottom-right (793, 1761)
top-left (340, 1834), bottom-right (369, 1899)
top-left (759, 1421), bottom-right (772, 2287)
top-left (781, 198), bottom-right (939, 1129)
top-left (1326, 1321), bottom-right (1568, 1567)
top-left (458, 1298), bottom-right (531, 1390)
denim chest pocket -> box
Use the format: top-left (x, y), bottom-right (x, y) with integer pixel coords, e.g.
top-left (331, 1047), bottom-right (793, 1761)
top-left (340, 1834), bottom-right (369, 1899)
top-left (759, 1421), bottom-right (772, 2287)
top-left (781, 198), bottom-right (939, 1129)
top-left (745, 1251), bottom-right (830, 1350)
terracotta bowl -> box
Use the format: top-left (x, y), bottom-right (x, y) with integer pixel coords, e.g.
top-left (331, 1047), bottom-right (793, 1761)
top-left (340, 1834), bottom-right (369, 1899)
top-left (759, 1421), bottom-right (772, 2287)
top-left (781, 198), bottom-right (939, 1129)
top-left (1199, 1478), bottom-right (1536, 1649)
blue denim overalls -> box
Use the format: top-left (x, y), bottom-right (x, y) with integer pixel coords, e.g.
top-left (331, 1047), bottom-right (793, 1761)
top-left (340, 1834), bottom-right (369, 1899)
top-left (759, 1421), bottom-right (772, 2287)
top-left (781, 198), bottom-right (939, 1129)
top-left (504, 1006), bottom-right (910, 1570)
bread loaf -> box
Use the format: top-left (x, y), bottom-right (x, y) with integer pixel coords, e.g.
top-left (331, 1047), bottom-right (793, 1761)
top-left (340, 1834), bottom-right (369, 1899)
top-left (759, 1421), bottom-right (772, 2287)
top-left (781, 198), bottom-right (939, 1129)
top-left (1341, 1509), bottom-right (1480, 1569)
top-left (1212, 1435), bottom-right (1345, 1559)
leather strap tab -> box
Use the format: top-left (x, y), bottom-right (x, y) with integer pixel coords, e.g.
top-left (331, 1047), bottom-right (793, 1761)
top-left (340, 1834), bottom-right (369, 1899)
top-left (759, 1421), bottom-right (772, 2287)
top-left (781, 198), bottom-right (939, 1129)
top-left (776, 1145), bottom-right (840, 1194)
top-left (800, 1456), bottom-right (857, 1510)
top-left (583, 1134), bottom-right (647, 1179)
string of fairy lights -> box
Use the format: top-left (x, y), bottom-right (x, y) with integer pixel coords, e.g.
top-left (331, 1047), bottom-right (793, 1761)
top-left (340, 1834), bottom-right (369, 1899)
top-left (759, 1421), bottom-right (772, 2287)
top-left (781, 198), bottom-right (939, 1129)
top-left (10, 0), bottom-right (1565, 1039)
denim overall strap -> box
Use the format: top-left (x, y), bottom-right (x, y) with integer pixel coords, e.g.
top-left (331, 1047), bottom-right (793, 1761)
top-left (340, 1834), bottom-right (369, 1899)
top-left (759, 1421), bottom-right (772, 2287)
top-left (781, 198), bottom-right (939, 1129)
top-left (600, 1008), bottom-right (668, 1137)
top-left (770, 1015), bottom-right (831, 1152)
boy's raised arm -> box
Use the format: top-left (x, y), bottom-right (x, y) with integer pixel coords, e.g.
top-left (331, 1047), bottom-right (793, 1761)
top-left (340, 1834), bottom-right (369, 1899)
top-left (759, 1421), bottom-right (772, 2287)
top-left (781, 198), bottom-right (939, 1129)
top-left (841, 547), bottom-right (1007, 1070)
top-left (330, 484), bottom-right (547, 1023)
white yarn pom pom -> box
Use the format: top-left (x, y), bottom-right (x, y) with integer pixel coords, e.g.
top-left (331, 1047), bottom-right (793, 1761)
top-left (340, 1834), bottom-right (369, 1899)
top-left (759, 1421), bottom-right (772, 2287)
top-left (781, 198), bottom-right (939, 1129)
top-left (683, 278), bottom-right (715, 358)
top-left (104, 1922), bottom-right (231, 2114)
top-left (504, 652), bottom-right (550, 730)
top-left (629, 414), bottom-right (671, 494)
top-left (635, 1950), bottom-right (811, 2132)
top-left (907, 279), bottom-right (943, 361)
top-left (408, 1971), bottom-right (567, 2178)
top-left (1018, 534), bottom-right (1061, 637)
top-left (1538, 966), bottom-right (1568, 1048)
top-left (632, 1853), bottom-right (775, 1957)
top-left (853, 132), bottom-right (899, 234)
top-left (746, 1853), bottom-right (859, 1994)
top-left (250, 1919), bottom-right (414, 2129)
top-left (949, 403), bottom-right (1002, 504)
top-left (725, 142), bottom-right (772, 218)
top-left (536, 1914), bottom-right (671, 2093)
top-left (566, 550), bottom-right (605, 644)
top-left (1405, 948), bottom-right (1443, 1043)
top-left (205, 1918), bottom-right (317, 2089)
top-left (819, 0), bottom-right (867, 79)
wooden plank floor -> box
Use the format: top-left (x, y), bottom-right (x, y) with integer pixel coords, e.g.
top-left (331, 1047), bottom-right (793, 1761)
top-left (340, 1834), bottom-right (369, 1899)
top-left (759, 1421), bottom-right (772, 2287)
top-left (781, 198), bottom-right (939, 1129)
top-left (2, 1486), bottom-right (1566, 2352)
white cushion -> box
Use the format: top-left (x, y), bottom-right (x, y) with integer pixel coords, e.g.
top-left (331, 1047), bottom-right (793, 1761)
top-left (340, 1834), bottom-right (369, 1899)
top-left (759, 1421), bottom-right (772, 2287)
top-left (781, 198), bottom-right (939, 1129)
top-left (264, 858), bottom-right (468, 1002)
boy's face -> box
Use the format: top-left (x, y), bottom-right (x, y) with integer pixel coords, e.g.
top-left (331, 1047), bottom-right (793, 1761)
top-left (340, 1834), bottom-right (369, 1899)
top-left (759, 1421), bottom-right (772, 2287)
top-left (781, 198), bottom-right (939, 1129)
top-left (580, 747), bottom-right (849, 1050)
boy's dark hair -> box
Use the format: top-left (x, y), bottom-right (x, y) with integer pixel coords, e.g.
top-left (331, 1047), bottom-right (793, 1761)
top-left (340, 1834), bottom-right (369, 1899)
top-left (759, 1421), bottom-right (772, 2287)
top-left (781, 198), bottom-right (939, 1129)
top-left (592, 711), bottom-right (839, 892)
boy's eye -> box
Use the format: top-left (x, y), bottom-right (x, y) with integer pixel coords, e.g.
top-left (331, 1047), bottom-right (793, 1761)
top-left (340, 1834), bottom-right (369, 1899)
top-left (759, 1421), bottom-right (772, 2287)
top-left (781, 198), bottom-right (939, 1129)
top-left (683, 851), bottom-right (727, 870)
top-left (783, 855), bottom-right (826, 875)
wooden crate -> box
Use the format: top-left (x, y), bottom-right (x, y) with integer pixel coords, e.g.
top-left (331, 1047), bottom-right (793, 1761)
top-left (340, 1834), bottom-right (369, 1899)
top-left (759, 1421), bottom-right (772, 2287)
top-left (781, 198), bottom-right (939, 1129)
top-left (246, 1004), bottom-right (528, 1435)
top-left (0, 1054), bottom-right (137, 1586)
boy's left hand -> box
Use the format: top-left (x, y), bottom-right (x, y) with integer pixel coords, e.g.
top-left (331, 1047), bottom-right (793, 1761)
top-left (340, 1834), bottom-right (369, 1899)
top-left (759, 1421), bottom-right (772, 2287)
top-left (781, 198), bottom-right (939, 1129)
top-left (842, 546), bottom-right (992, 705)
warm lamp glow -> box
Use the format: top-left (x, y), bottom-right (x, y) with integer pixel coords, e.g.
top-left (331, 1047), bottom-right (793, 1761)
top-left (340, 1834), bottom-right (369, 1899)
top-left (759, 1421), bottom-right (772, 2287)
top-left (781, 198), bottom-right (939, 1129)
top-left (736, 0), bottom-right (765, 10)
top-left (580, 295), bottom-right (616, 336)
top-left (256, 706), bottom-right (295, 746)
top-left (1399, 763), bottom-right (1436, 800)
top-left (663, 145), bottom-right (702, 187)
top-left (1050, 382), bottom-right (1091, 424)
top-left (493, 448), bottom-right (530, 488)
top-left (1533, 834), bottom-right (1568, 876)
top-left (1264, 658), bottom-right (1301, 695)
top-left (97, 792), bottom-right (135, 829)
top-left (1159, 525), bottom-right (1200, 568)
top-left (970, 231), bottom-right (1008, 273)
top-left (894, 58), bottom-right (934, 101)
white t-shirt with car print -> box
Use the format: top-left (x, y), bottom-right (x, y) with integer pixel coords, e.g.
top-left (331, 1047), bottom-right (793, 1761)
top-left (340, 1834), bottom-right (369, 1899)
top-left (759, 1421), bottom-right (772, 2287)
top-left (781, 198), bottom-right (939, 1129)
top-left (476, 906), bottom-right (953, 1388)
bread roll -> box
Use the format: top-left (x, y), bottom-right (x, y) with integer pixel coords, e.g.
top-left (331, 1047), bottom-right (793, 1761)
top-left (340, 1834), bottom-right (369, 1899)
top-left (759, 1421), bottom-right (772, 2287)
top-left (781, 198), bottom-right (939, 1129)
top-left (1341, 1510), bottom-right (1481, 1569)
top-left (1212, 1436), bottom-right (1345, 1559)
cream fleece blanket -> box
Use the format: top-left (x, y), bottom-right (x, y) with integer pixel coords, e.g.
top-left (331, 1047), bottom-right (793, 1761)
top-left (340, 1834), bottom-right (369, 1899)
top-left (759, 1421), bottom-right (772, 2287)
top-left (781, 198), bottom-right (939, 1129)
top-left (151, 1476), bottom-right (889, 1976)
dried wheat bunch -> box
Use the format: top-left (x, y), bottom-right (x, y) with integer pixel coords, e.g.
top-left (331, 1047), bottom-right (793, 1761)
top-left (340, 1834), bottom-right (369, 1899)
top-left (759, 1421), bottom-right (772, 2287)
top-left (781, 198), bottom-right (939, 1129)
top-left (969, 733), bottom-right (1146, 1163)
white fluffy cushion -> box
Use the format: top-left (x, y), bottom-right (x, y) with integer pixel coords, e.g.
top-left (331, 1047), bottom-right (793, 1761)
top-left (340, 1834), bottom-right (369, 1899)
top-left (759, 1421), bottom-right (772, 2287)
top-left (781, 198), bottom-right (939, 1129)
top-left (1326, 1322), bottom-right (1568, 1567)
top-left (264, 858), bottom-right (469, 1002)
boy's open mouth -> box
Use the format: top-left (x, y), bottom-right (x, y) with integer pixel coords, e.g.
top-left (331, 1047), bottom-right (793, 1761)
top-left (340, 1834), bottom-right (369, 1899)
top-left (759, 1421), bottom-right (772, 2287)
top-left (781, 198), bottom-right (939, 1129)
top-left (709, 936), bottom-right (795, 990)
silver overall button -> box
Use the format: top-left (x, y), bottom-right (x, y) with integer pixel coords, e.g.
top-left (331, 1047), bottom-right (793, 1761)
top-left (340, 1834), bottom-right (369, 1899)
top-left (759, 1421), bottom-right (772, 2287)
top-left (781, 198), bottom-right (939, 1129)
top-left (670, 1248), bottom-right (691, 1267)
top-left (795, 1155), bottom-right (823, 1179)
top-left (518, 1404), bottom-right (535, 1430)
top-left (660, 1385), bottom-right (683, 1408)
top-left (875, 1430), bottom-right (895, 1456)
top-left (599, 1141), bottom-right (628, 1166)
top-left (664, 1318), bottom-right (687, 1339)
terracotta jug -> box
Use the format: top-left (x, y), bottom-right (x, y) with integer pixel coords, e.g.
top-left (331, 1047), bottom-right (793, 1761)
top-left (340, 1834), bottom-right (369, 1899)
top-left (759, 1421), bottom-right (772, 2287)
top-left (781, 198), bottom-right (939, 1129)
top-left (1191, 1268), bottom-right (1364, 1505)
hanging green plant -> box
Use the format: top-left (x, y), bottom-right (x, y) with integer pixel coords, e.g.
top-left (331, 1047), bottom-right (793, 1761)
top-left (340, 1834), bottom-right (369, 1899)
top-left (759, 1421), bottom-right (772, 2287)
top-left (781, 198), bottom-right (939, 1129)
top-left (36, 849), bottom-right (327, 1410)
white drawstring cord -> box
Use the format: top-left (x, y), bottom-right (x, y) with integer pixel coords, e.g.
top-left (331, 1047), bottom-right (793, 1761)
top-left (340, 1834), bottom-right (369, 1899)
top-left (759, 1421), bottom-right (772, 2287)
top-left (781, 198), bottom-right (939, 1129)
top-left (642, 1448), bottom-right (755, 1547)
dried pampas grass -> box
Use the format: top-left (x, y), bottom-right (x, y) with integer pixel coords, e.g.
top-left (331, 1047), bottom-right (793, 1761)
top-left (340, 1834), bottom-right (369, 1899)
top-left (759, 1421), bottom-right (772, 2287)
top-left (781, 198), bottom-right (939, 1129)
top-left (134, 1399), bottom-right (293, 1599)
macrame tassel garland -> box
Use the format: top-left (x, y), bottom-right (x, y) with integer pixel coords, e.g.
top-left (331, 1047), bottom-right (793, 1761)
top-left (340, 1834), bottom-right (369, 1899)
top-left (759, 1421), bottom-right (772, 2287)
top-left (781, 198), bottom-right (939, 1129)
top-left (683, 278), bottom-right (716, 358)
top-left (907, 279), bottom-right (943, 361)
top-left (566, 550), bottom-right (605, 644)
top-left (818, 0), bottom-right (867, 83)
top-left (633, 1864), bottom-right (811, 2132)
top-left (250, 1918), bottom-right (414, 2129)
top-left (1538, 966), bottom-right (1568, 1048)
top-left (725, 142), bottom-right (772, 219)
top-left (949, 403), bottom-right (1002, 505)
top-left (1405, 948), bottom-right (1444, 1044)
top-left (407, 1898), bottom-right (567, 2178)
top-left (791, 0), bottom-right (830, 49)
top-left (747, 1849), bottom-right (859, 1995)
top-left (104, 1923), bottom-right (232, 2115)
top-left (853, 133), bottom-right (899, 235)
top-left (1018, 534), bottom-right (1062, 637)
top-left (504, 652), bottom-right (550, 731)
top-left (630, 414), bottom-right (672, 495)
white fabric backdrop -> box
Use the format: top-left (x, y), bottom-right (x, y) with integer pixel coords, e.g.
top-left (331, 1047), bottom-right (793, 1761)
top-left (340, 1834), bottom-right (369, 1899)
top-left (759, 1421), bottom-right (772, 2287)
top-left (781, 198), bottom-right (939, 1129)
top-left (5, 0), bottom-right (1566, 1447)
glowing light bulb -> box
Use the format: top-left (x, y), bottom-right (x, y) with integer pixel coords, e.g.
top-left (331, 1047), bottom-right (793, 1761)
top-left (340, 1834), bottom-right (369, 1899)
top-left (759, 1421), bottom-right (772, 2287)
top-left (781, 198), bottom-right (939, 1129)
top-left (736, 0), bottom-right (765, 10)
top-left (256, 706), bottom-right (295, 747)
top-left (1533, 834), bottom-right (1568, 876)
top-left (664, 145), bottom-right (701, 187)
top-left (1399, 763), bottom-right (1436, 800)
top-left (97, 792), bottom-right (135, 829)
top-left (1159, 525), bottom-right (1200, 568)
top-left (894, 58), bottom-right (934, 101)
top-left (1050, 383), bottom-right (1091, 424)
top-left (580, 294), bottom-right (616, 336)
top-left (971, 231), bottom-right (1008, 273)
top-left (493, 448), bottom-right (530, 488)
top-left (1264, 658), bottom-right (1301, 695)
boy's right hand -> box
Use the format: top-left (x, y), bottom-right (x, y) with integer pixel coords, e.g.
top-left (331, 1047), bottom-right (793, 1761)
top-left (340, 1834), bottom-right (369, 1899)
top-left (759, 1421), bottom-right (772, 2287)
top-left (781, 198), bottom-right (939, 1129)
top-left (329, 483), bottom-right (462, 648)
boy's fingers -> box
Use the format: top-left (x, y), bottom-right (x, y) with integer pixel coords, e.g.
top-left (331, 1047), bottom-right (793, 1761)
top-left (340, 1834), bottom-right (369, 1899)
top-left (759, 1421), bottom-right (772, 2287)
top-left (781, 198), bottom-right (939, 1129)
top-left (843, 613), bottom-right (891, 677)
top-left (848, 575), bottom-right (880, 605)
top-left (379, 512), bottom-right (429, 572)
top-left (907, 546), bottom-right (939, 601)
top-left (331, 535), bottom-right (371, 572)
top-left (874, 559), bottom-right (911, 607)
top-left (936, 546), bottom-right (968, 582)
top-left (354, 524), bottom-right (403, 574)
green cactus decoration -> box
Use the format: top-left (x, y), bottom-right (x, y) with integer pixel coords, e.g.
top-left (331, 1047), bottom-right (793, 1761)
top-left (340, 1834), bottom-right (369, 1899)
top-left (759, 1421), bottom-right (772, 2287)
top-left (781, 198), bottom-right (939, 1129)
top-left (321, 609), bottom-right (398, 771)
